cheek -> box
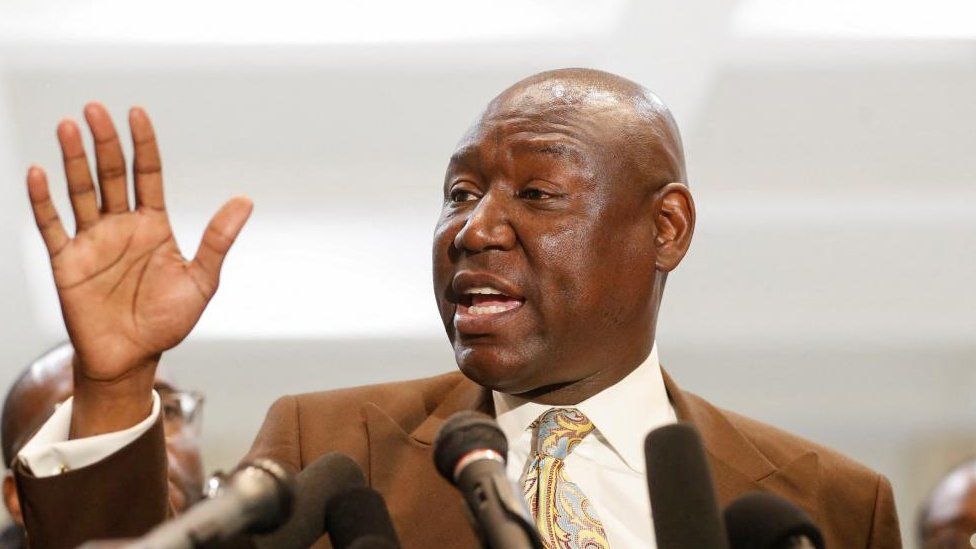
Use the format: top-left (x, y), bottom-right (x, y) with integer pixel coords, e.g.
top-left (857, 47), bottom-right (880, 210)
top-left (533, 224), bottom-right (600, 303)
top-left (167, 437), bottom-right (203, 477)
top-left (432, 217), bottom-right (459, 280)
top-left (531, 217), bottom-right (653, 322)
top-left (432, 217), bottom-right (462, 322)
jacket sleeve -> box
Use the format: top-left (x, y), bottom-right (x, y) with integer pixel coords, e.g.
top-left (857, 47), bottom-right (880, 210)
top-left (867, 474), bottom-right (902, 549)
top-left (14, 416), bottom-right (170, 549)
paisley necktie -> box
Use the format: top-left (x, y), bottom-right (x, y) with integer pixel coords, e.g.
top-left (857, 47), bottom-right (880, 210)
top-left (522, 408), bottom-right (611, 549)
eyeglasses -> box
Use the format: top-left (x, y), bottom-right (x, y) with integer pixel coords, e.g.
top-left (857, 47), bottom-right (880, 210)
top-left (160, 390), bottom-right (205, 438)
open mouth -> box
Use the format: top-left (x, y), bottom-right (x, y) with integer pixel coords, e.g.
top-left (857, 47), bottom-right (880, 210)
top-left (458, 287), bottom-right (524, 316)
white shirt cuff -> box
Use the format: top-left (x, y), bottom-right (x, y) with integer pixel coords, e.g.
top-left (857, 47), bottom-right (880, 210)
top-left (17, 391), bottom-right (161, 477)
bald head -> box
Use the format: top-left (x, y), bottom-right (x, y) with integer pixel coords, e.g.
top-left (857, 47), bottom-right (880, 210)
top-left (472, 68), bottom-right (686, 190)
top-left (919, 460), bottom-right (976, 546)
top-left (1, 343), bottom-right (74, 468)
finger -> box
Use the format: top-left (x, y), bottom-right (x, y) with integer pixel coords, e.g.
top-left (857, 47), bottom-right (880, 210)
top-left (129, 107), bottom-right (165, 211)
top-left (84, 102), bottom-right (130, 214)
top-left (57, 119), bottom-right (100, 231)
top-left (189, 196), bottom-right (253, 291)
top-left (26, 166), bottom-right (70, 257)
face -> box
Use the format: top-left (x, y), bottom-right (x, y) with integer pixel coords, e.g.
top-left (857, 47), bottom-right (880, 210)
top-left (156, 381), bottom-right (205, 512)
top-left (165, 433), bottom-right (204, 512)
top-left (432, 91), bottom-right (663, 398)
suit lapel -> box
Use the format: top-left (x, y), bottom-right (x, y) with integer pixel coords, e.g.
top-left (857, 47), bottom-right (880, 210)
top-left (409, 374), bottom-right (494, 445)
top-left (662, 370), bottom-right (774, 504)
top-left (662, 370), bottom-right (822, 521)
top-left (364, 375), bottom-right (490, 548)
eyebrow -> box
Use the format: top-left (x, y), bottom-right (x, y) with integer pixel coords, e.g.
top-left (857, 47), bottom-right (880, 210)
top-left (510, 140), bottom-right (582, 161)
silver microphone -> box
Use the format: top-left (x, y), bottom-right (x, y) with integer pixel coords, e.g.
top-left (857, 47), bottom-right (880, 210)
top-left (124, 459), bottom-right (293, 549)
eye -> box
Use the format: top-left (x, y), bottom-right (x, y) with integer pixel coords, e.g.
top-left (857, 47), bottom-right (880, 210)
top-left (518, 187), bottom-right (552, 200)
top-left (450, 188), bottom-right (480, 203)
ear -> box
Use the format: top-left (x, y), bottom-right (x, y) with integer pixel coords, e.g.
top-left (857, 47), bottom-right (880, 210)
top-left (653, 183), bottom-right (695, 272)
top-left (3, 470), bottom-right (23, 526)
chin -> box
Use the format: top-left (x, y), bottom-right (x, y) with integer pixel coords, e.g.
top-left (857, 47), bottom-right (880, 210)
top-left (454, 342), bottom-right (540, 395)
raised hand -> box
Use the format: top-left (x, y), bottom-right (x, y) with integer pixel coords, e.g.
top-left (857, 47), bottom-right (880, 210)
top-left (26, 103), bottom-right (252, 436)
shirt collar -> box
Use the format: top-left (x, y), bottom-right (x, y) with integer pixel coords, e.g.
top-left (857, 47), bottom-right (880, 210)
top-left (492, 343), bottom-right (675, 473)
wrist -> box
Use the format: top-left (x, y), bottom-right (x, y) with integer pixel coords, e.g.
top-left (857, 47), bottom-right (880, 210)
top-left (70, 356), bottom-right (159, 439)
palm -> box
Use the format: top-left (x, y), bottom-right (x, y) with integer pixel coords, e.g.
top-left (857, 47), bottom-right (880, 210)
top-left (54, 211), bottom-right (203, 379)
top-left (27, 103), bottom-right (252, 381)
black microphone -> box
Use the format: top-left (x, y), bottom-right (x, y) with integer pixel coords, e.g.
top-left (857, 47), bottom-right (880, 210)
top-left (126, 459), bottom-right (293, 549)
top-left (723, 492), bottom-right (825, 549)
top-left (645, 422), bottom-right (729, 549)
top-left (252, 452), bottom-right (367, 549)
top-left (325, 486), bottom-right (400, 549)
top-left (433, 411), bottom-right (542, 549)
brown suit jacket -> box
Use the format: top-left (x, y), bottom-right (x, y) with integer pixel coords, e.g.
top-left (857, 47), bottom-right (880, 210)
top-left (15, 370), bottom-right (902, 548)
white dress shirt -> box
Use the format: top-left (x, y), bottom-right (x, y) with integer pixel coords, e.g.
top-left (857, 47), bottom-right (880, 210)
top-left (493, 343), bottom-right (677, 549)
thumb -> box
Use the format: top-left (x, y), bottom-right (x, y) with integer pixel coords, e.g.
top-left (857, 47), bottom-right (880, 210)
top-left (189, 196), bottom-right (253, 292)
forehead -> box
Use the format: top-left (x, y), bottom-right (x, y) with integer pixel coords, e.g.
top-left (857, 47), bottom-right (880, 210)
top-left (449, 131), bottom-right (588, 171)
top-left (450, 85), bottom-right (633, 166)
top-left (19, 351), bottom-right (74, 405)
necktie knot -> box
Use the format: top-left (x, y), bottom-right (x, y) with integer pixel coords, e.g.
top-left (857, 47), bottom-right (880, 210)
top-left (532, 408), bottom-right (595, 460)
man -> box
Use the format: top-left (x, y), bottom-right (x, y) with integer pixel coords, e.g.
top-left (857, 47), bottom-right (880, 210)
top-left (918, 460), bottom-right (976, 548)
top-left (1, 342), bottom-right (205, 547)
top-left (15, 68), bottom-right (901, 547)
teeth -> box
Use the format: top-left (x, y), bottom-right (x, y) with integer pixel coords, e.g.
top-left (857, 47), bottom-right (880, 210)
top-left (465, 287), bottom-right (503, 295)
top-left (469, 305), bottom-right (510, 315)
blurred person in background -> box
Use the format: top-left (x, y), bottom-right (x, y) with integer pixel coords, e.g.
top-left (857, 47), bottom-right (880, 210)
top-left (920, 460), bottom-right (976, 549)
top-left (0, 341), bottom-right (205, 548)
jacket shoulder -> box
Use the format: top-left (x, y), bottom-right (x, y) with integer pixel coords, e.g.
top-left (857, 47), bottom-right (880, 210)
top-left (716, 399), bottom-right (878, 482)
top-left (291, 370), bottom-right (466, 427)
top-left (246, 371), bottom-right (466, 472)
top-left (682, 391), bottom-right (901, 547)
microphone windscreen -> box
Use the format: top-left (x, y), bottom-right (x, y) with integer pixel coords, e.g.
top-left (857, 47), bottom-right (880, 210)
top-left (433, 411), bottom-right (508, 483)
top-left (645, 423), bottom-right (728, 549)
top-left (252, 452), bottom-right (366, 549)
top-left (724, 492), bottom-right (824, 549)
top-left (325, 486), bottom-right (400, 549)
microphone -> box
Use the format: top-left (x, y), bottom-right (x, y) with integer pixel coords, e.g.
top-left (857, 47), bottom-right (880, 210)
top-left (723, 492), bottom-right (825, 549)
top-left (252, 452), bottom-right (367, 549)
top-left (433, 411), bottom-right (542, 549)
top-left (125, 459), bottom-right (293, 549)
top-left (645, 423), bottom-right (729, 549)
top-left (324, 486), bottom-right (400, 549)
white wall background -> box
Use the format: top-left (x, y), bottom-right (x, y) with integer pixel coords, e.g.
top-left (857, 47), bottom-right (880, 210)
top-left (1, 1), bottom-right (974, 546)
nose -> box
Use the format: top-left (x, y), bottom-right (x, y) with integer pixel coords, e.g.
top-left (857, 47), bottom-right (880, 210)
top-left (453, 191), bottom-right (516, 253)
